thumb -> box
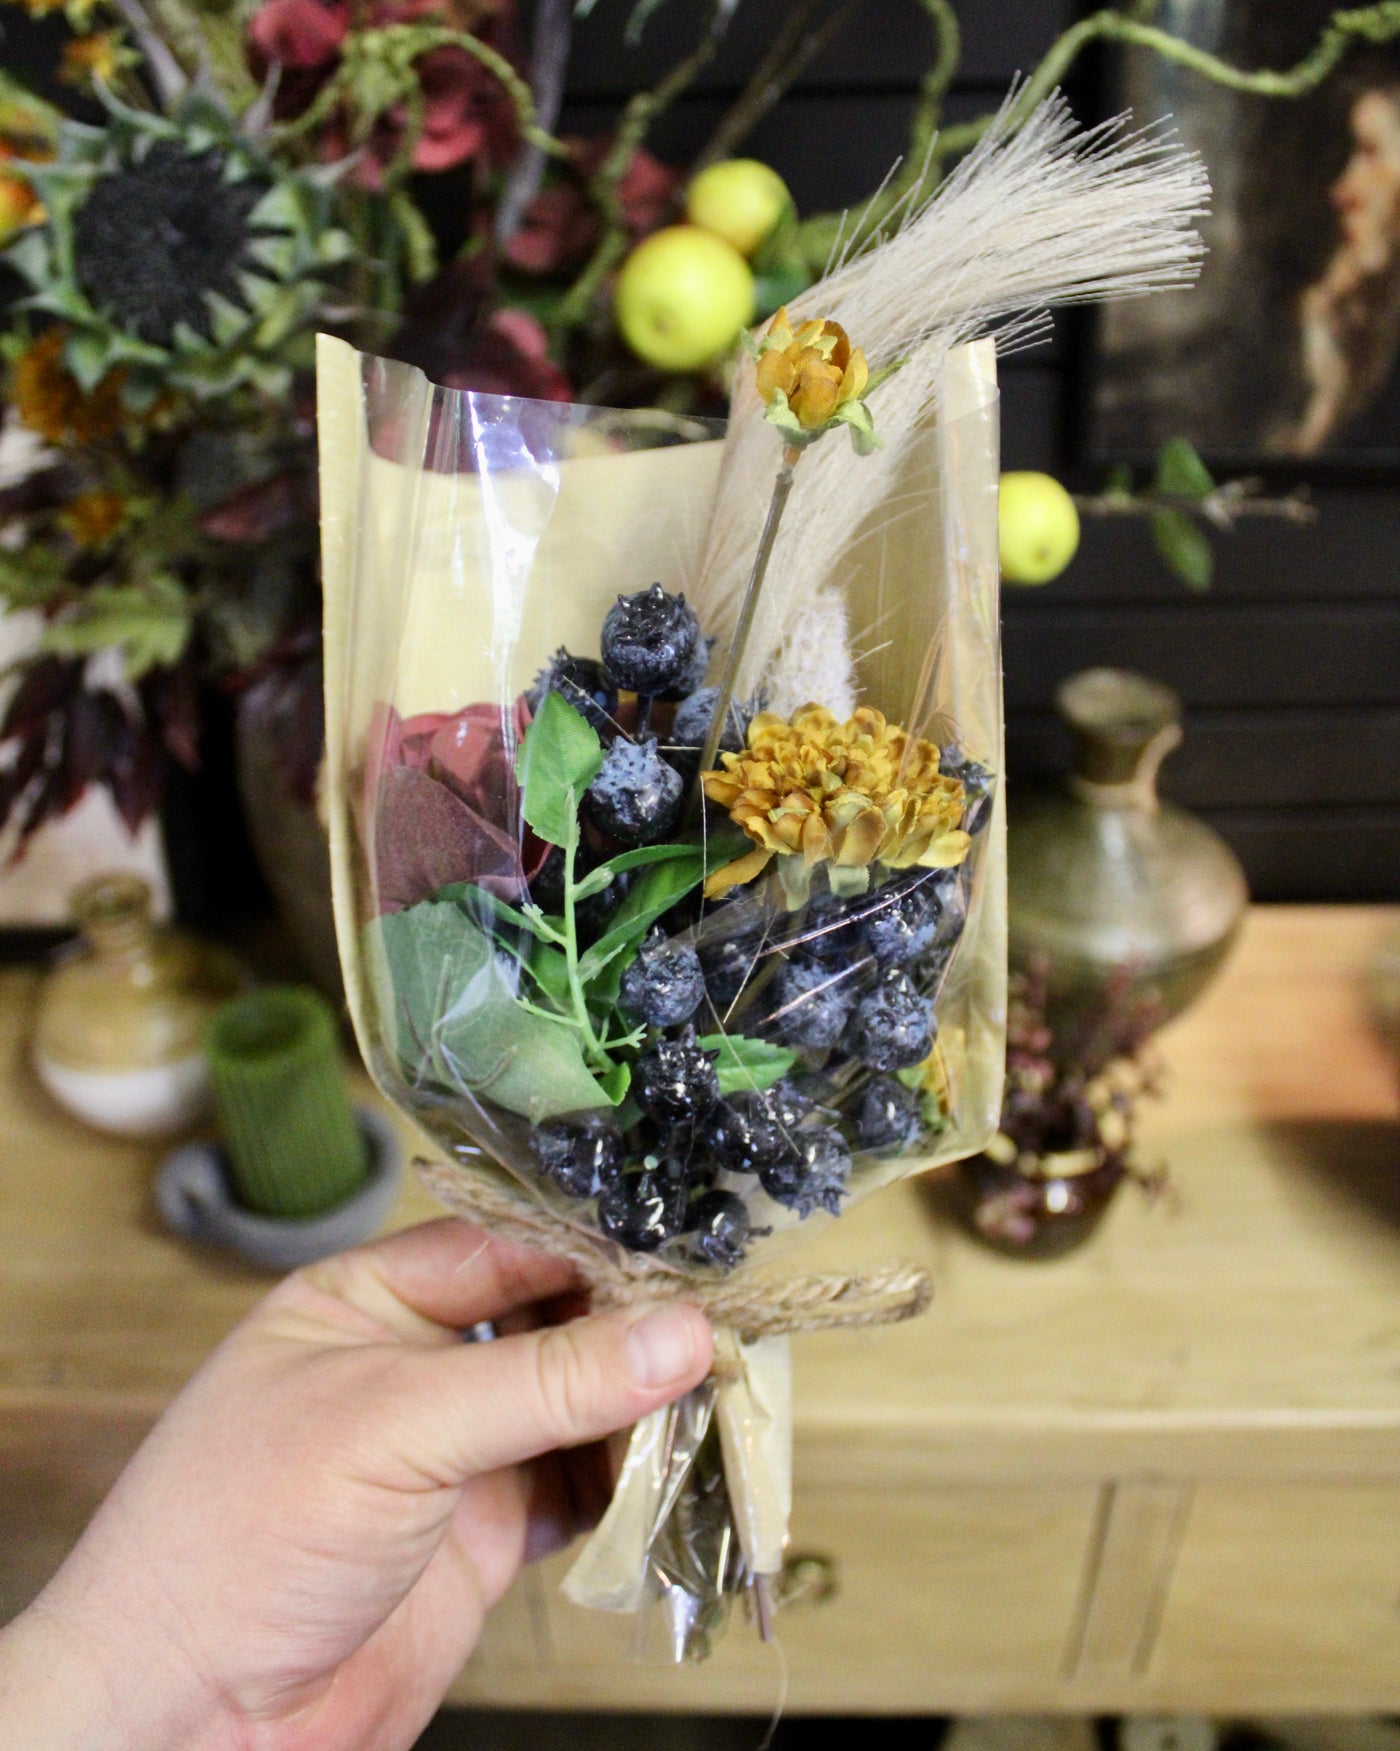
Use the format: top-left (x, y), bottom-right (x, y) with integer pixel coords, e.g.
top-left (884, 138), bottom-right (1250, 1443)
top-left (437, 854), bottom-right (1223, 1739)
top-left (392, 1301), bottom-right (714, 1482)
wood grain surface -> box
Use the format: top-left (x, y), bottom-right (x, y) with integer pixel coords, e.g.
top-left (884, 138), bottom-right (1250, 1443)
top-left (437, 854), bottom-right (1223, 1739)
top-left (2, 905), bottom-right (1398, 1708)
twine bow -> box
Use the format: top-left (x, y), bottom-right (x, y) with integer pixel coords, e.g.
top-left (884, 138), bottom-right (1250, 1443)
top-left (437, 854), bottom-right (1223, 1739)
top-left (415, 1158), bottom-right (932, 1346)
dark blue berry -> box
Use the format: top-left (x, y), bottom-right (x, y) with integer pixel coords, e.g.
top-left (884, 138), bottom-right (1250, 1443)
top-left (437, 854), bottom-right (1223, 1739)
top-left (685, 1189), bottom-right (753, 1268)
top-left (526, 649), bottom-right (618, 732)
top-left (759, 1125), bottom-right (851, 1217)
top-left (633, 1026), bottom-right (720, 1127)
top-left (711, 1086), bottom-right (804, 1176)
top-left (845, 968), bottom-right (934, 1071)
top-left (619, 928), bottom-right (705, 1028)
top-left (671, 687), bottom-right (750, 755)
top-left (586, 735), bottom-right (683, 845)
top-left (698, 931), bottom-right (762, 1010)
top-left (597, 1167), bottom-right (688, 1252)
top-left (528, 1114), bottom-right (625, 1199)
top-left (860, 875), bottom-right (941, 969)
top-left (663, 635), bottom-right (715, 700)
top-left (788, 892), bottom-right (860, 963)
top-left (771, 955), bottom-right (856, 1050)
top-left (854, 1075), bottom-right (924, 1150)
top-left (600, 583), bottom-right (700, 696)
top-left (927, 866), bottom-right (967, 949)
top-left (940, 742), bottom-right (994, 835)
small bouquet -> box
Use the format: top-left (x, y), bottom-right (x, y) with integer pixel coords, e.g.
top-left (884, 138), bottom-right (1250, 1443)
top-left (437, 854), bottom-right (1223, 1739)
top-left (320, 100), bottom-right (1207, 1659)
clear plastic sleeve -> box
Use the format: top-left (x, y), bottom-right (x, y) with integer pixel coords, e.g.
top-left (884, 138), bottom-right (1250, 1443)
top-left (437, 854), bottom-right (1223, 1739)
top-left (318, 331), bottom-right (1005, 1658)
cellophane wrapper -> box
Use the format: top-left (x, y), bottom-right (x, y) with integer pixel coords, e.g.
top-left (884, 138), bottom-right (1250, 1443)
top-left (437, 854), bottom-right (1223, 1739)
top-left (318, 333), bottom-right (1006, 1661)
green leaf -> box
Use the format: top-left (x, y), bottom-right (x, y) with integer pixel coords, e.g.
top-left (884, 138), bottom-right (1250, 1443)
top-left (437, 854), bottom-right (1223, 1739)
top-left (752, 262), bottom-right (812, 321)
top-left (1104, 463), bottom-right (1134, 497)
top-left (697, 1033), bottom-right (797, 1097)
top-left (0, 547), bottom-right (68, 610)
top-left (831, 398), bottom-right (882, 456)
top-left (40, 577), bottom-right (193, 679)
top-left (387, 190), bottom-right (439, 284)
top-left (515, 690), bottom-right (604, 848)
top-left (596, 1061), bottom-right (632, 1104)
top-left (435, 882), bottom-right (562, 944)
top-left (526, 937), bottom-right (572, 1006)
top-left (571, 840), bottom-right (702, 901)
top-left (1154, 435), bottom-right (1215, 502)
top-left (1150, 508), bottom-right (1213, 592)
top-left (374, 900), bottom-right (613, 1122)
top-left (576, 848), bottom-right (707, 986)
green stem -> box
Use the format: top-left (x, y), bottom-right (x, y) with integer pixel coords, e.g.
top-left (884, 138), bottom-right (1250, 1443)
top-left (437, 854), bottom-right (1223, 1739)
top-left (561, 806), bottom-right (611, 1068)
top-left (691, 0), bottom-right (865, 174)
top-left (686, 445), bottom-right (799, 823)
top-left (801, 1), bottom-right (1400, 268)
top-left (555, 0), bottom-right (729, 333)
top-left (271, 24), bottom-right (570, 162)
top-left (883, 0), bottom-right (961, 207)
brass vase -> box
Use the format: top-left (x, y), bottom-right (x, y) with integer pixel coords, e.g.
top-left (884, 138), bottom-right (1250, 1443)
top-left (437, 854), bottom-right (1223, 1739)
top-left (1007, 668), bottom-right (1248, 1056)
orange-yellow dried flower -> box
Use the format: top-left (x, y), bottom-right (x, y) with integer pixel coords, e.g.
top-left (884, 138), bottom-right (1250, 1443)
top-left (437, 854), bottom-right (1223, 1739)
top-left (701, 703), bottom-right (971, 904)
top-left (60, 488), bottom-right (127, 546)
top-left (61, 30), bottom-right (123, 86)
top-left (755, 308), bottom-right (868, 429)
top-left (0, 143), bottom-right (46, 242)
top-left (750, 306), bottom-right (884, 453)
top-left (12, 327), bottom-right (125, 445)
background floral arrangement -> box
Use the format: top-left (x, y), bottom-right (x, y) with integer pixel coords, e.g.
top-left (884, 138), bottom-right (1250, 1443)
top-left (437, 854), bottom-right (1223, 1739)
top-left (0, 0), bottom-right (1397, 868)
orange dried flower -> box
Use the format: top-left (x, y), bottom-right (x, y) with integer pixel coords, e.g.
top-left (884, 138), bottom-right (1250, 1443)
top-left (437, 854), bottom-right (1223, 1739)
top-left (60, 488), bottom-right (128, 546)
top-left (61, 31), bottom-right (123, 86)
top-left (701, 703), bottom-right (971, 904)
top-left (12, 327), bottom-right (126, 445)
top-left (754, 307), bottom-right (868, 431)
top-left (0, 142), bottom-right (47, 241)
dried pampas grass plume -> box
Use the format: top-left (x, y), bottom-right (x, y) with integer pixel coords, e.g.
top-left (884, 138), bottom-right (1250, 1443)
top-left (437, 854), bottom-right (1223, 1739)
top-left (765, 584), bottom-right (857, 721)
top-left (691, 95), bottom-right (1209, 698)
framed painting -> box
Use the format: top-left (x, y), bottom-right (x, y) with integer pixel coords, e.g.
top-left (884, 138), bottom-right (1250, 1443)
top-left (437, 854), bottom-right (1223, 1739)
top-left (1089, 0), bottom-right (1400, 466)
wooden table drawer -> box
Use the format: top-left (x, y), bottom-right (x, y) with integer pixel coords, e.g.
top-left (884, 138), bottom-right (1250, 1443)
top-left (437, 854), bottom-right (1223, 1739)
top-left (450, 1485), bottom-right (1100, 1713)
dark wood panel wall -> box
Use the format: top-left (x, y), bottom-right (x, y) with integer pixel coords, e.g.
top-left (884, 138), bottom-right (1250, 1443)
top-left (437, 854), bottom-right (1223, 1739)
top-left (566, 0), bottom-right (1400, 901)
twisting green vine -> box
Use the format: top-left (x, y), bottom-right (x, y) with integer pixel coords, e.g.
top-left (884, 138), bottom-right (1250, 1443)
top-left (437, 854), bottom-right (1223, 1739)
top-left (268, 24), bottom-right (571, 165)
top-left (554, 0), bottom-right (734, 331)
top-left (786, 0), bottom-right (1400, 276)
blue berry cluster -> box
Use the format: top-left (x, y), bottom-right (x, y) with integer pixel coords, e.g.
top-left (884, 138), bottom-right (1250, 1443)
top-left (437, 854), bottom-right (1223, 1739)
top-left (512, 582), bottom-right (989, 1268)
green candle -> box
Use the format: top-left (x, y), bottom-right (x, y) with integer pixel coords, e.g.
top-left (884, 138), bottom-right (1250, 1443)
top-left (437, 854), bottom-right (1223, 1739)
top-left (206, 986), bottom-right (366, 1219)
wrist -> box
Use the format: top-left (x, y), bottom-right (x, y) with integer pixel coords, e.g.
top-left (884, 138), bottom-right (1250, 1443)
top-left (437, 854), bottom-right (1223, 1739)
top-left (0, 1580), bottom-right (239, 1751)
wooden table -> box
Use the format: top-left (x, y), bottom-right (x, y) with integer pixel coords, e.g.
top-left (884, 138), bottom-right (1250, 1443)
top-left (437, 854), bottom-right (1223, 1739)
top-left (2, 906), bottom-right (1398, 1714)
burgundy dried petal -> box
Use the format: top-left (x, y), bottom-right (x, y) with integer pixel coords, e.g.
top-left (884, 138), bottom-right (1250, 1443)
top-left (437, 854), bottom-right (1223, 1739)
top-left (247, 0), bottom-right (348, 72)
top-left (112, 725), bottom-right (163, 835)
top-left (142, 658), bottom-right (202, 773)
top-left (64, 690), bottom-right (128, 801)
top-left (198, 473), bottom-right (303, 542)
top-left (1, 656), bottom-right (80, 742)
top-left (0, 727), bottom-right (46, 826)
top-left (374, 765), bottom-right (528, 912)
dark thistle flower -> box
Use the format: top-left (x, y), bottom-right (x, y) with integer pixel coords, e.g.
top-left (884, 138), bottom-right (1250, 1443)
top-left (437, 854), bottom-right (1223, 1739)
top-left (72, 144), bottom-right (277, 348)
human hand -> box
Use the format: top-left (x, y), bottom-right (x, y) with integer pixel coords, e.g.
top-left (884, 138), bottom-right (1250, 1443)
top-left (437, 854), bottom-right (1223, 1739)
top-left (0, 1218), bottom-right (712, 1751)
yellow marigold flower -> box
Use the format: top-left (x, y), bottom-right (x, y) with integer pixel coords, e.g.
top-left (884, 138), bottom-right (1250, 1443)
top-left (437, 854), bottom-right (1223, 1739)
top-left (61, 30), bottom-right (124, 86)
top-left (701, 702), bottom-right (972, 905)
top-left (12, 327), bottom-right (125, 445)
top-left (60, 488), bottom-right (127, 546)
top-left (749, 306), bottom-right (885, 455)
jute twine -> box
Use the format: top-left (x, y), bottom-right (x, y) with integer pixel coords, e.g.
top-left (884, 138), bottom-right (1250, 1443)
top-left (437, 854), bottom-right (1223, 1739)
top-left (416, 1158), bottom-right (932, 1345)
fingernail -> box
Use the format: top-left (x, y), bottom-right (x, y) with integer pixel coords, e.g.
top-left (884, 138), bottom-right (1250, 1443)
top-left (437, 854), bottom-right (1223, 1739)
top-left (626, 1304), bottom-right (700, 1389)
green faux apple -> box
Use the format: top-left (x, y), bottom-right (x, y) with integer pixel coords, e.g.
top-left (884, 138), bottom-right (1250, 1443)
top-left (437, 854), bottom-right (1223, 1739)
top-left (614, 226), bottom-right (756, 374)
top-left (998, 471), bottom-right (1081, 585)
top-left (686, 158), bottom-right (791, 259)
